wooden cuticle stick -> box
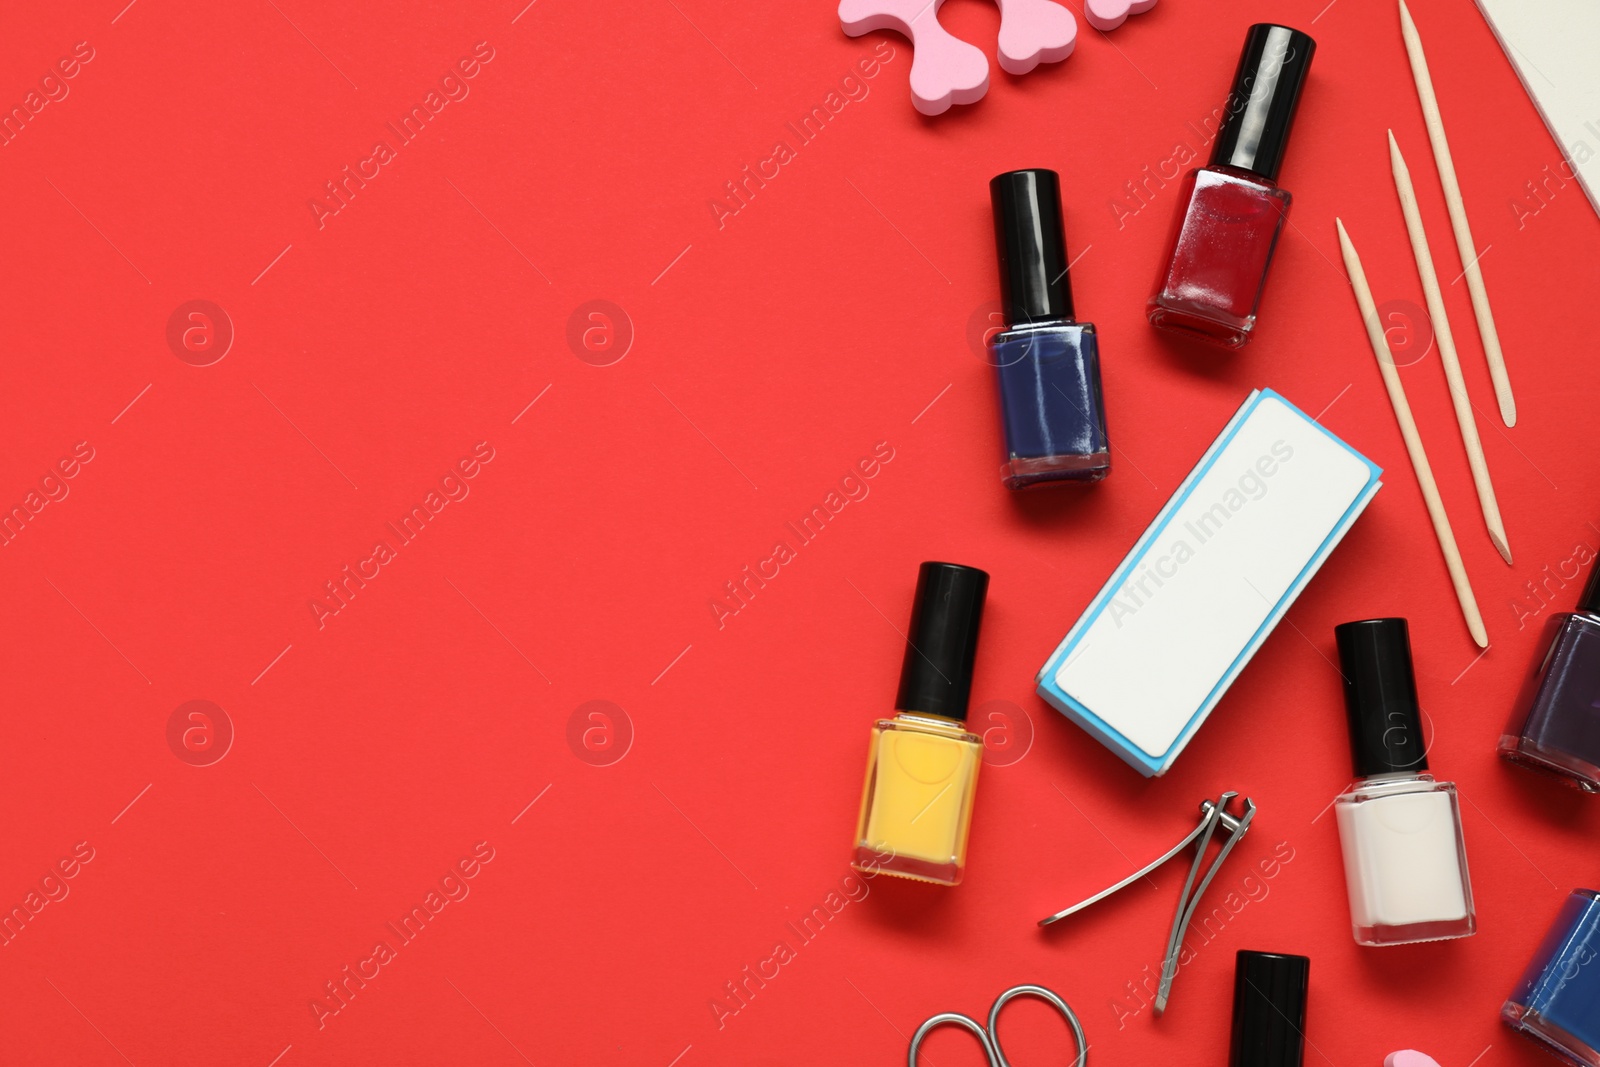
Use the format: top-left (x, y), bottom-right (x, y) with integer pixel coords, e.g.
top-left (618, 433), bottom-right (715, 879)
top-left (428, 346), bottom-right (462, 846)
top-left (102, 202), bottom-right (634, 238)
top-left (1388, 130), bottom-right (1512, 566)
top-left (1399, 0), bottom-right (1516, 427)
top-left (1337, 217), bottom-right (1488, 648)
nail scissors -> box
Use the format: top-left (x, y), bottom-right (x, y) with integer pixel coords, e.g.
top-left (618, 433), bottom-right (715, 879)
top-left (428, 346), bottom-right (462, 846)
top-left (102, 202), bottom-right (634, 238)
top-left (907, 984), bottom-right (1087, 1067)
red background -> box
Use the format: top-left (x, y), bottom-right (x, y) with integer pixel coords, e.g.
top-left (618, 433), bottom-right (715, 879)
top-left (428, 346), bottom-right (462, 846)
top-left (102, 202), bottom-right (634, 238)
top-left (1, 0), bottom-right (1597, 1064)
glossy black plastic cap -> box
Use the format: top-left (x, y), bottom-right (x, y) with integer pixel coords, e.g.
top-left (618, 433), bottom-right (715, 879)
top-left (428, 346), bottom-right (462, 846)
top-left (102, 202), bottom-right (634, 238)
top-left (1208, 24), bottom-right (1316, 182)
top-left (895, 562), bottom-right (990, 721)
top-left (1230, 951), bottom-right (1310, 1067)
top-left (990, 169), bottom-right (1075, 326)
top-left (1577, 563), bottom-right (1600, 615)
top-left (1335, 618), bottom-right (1429, 778)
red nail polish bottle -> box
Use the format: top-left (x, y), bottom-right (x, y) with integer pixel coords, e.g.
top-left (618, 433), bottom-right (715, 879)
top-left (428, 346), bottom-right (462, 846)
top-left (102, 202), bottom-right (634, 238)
top-left (1148, 25), bottom-right (1316, 349)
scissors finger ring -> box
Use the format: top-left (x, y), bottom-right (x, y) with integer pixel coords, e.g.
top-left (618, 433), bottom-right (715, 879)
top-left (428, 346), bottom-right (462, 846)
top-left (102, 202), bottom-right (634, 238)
top-left (907, 984), bottom-right (1087, 1067)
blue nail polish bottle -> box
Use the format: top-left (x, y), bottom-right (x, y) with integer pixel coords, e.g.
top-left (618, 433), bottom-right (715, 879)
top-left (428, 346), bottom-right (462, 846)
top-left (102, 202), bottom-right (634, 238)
top-left (988, 170), bottom-right (1111, 490)
top-left (1499, 565), bottom-right (1600, 792)
top-left (1503, 888), bottom-right (1600, 1066)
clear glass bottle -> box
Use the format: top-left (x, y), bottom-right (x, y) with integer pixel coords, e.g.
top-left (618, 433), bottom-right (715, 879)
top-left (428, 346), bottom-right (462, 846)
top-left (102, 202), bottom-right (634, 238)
top-left (1147, 24), bottom-right (1314, 349)
top-left (853, 562), bottom-right (989, 886)
top-left (1499, 566), bottom-right (1600, 792)
top-left (1334, 773), bottom-right (1474, 946)
top-left (1331, 619), bottom-right (1476, 946)
top-left (855, 713), bottom-right (982, 885)
top-left (1148, 167), bottom-right (1291, 347)
top-left (987, 170), bottom-right (1110, 489)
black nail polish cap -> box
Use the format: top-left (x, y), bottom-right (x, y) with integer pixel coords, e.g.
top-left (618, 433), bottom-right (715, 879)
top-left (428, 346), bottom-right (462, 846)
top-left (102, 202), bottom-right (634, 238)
top-left (1335, 618), bottom-right (1429, 778)
top-left (1208, 24), bottom-right (1316, 182)
top-left (1576, 564), bottom-right (1600, 615)
top-left (1230, 950), bottom-right (1310, 1067)
top-left (990, 169), bottom-right (1075, 327)
top-left (895, 561), bottom-right (990, 722)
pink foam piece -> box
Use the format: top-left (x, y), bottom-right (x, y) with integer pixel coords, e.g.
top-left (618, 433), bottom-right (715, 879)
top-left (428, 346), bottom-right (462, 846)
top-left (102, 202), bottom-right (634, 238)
top-left (995, 0), bottom-right (1076, 75)
top-left (838, 0), bottom-right (989, 116)
top-left (1386, 1053), bottom-right (1443, 1067)
top-left (1083, 0), bottom-right (1157, 32)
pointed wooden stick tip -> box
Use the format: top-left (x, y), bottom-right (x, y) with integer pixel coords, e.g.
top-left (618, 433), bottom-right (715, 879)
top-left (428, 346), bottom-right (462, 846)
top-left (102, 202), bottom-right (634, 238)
top-left (1492, 530), bottom-right (1512, 566)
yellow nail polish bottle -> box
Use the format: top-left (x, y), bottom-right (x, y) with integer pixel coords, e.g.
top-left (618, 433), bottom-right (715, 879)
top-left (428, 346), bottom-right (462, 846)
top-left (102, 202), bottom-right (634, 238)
top-left (853, 562), bottom-right (989, 886)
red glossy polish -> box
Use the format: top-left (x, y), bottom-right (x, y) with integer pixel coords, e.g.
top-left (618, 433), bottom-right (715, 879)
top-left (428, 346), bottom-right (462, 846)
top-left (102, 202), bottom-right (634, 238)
top-left (1148, 24), bottom-right (1315, 349)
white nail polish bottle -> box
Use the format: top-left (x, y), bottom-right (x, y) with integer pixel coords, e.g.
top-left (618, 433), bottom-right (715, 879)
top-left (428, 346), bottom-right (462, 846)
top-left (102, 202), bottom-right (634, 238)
top-left (1332, 618), bottom-right (1476, 946)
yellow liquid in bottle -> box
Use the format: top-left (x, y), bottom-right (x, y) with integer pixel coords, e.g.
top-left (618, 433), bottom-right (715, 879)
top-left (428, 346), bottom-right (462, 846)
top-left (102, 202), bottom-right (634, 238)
top-left (855, 714), bottom-right (981, 885)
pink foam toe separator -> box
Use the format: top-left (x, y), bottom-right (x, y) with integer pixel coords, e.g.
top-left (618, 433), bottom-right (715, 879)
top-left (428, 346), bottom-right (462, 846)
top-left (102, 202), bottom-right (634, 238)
top-left (1083, 0), bottom-right (1158, 32)
top-left (1386, 1053), bottom-right (1444, 1067)
top-left (838, 0), bottom-right (989, 115)
top-left (995, 0), bottom-right (1076, 75)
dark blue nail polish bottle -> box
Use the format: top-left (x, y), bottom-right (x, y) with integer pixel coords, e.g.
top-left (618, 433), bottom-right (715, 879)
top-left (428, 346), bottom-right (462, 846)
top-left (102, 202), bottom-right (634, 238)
top-left (987, 169), bottom-right (1111, 490)
top-left (1499, 565), bottom-right (1600, 792)
top-left (1503, 888), bottom-right (1600, 1066)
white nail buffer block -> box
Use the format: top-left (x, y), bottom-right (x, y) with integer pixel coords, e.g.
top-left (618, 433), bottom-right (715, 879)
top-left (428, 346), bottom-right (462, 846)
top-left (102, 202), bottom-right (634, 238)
top-left (1037, 389), bottom-right (1382, 776)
